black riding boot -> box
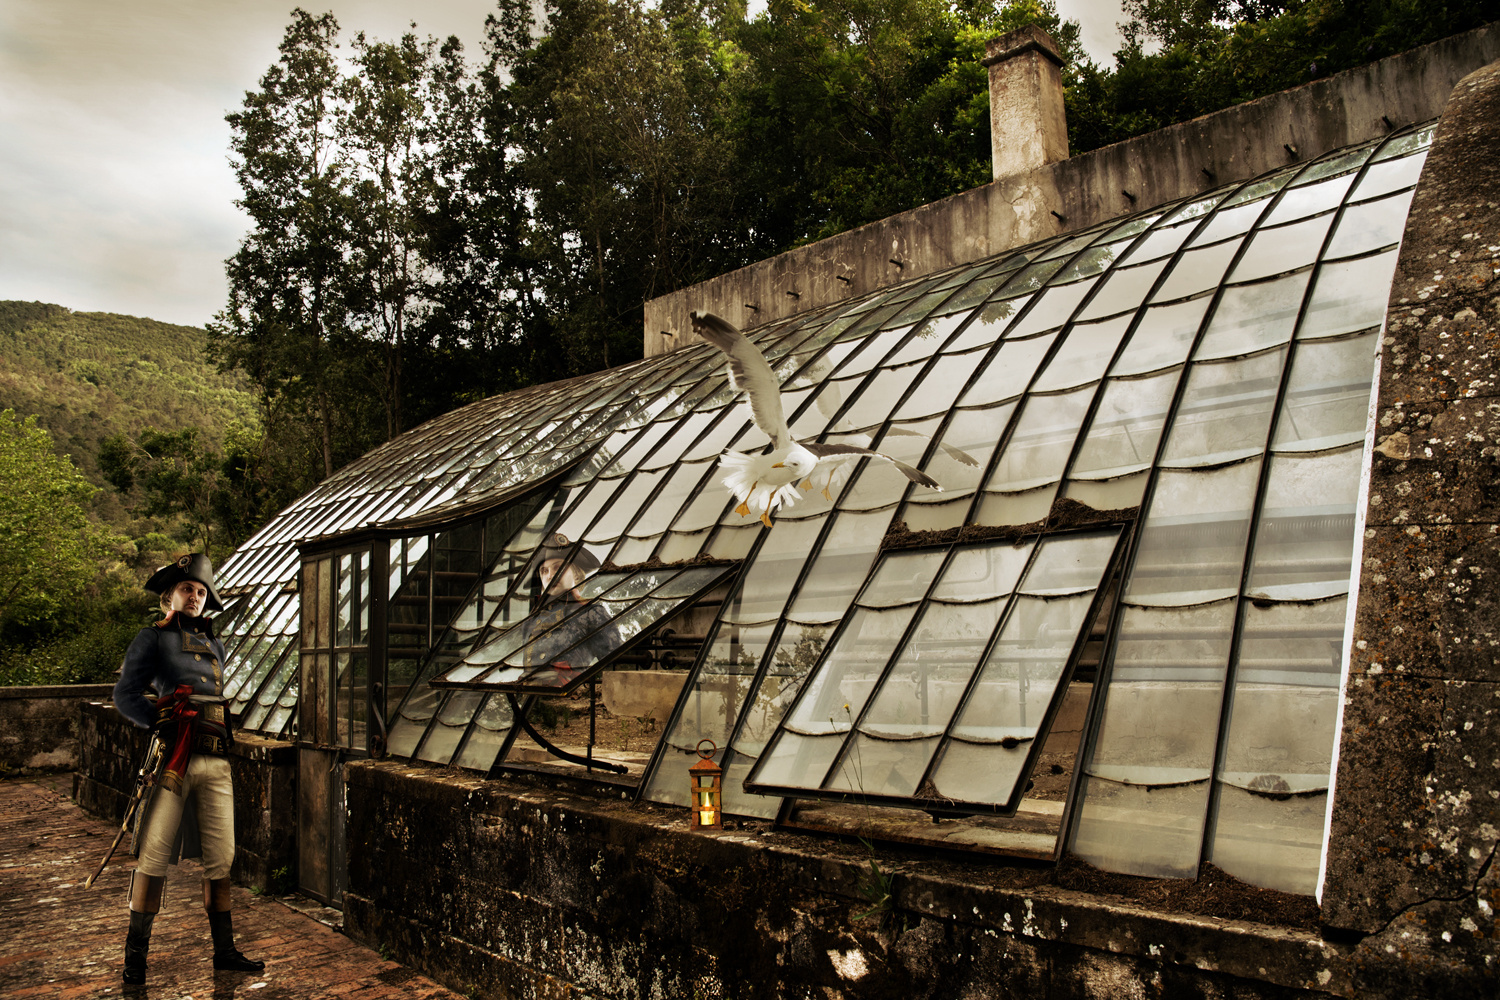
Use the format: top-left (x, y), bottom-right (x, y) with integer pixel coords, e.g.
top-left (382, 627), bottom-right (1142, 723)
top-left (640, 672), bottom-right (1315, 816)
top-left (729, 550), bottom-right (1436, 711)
top-left (205, 879), bottom-right (263, 972)
top-left (207, 910), bottom-right (265, 971)
top-left (124, 871), bottom-right (164, 985)
top-left (123, 909), bottom-right (155, 985)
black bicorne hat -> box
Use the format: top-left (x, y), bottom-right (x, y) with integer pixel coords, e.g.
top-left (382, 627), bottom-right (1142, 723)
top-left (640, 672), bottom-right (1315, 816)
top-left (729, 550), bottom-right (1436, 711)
top-left (144, 553), bottom-right (225, 613)
top-left (535, 532), bottom-right (600, 575)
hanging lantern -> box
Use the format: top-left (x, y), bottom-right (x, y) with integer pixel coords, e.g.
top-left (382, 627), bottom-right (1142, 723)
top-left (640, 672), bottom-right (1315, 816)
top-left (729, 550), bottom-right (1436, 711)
top-left (688, 739), bottom-right (723, 831)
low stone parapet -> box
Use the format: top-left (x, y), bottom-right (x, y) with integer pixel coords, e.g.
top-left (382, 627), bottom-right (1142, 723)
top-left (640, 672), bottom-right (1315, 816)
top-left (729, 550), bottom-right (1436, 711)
top-left (0, 684), bottom-right (114, 773)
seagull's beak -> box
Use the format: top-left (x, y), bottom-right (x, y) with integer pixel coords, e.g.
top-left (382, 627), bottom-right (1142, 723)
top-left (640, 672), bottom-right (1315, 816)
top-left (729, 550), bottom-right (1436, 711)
top-left (771, 462), bottom-right (785, 468)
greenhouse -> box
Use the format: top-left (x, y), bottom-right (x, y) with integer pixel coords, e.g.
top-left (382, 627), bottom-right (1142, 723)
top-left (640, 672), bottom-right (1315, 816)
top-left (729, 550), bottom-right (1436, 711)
top-left (208, 121), bottom-right (1434, 902)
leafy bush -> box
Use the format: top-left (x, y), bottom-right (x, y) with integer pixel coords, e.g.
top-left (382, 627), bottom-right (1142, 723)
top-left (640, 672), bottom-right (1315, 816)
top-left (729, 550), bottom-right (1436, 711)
top-left (0, 615), bottom-right (150, 686)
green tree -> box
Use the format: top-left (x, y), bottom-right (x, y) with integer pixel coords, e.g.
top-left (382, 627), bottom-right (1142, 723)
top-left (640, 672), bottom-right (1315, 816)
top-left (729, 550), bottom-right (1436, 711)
top-left (213, 7), bottom-right (370, 486)
top-left (0, 411), bottom-right (116, 631)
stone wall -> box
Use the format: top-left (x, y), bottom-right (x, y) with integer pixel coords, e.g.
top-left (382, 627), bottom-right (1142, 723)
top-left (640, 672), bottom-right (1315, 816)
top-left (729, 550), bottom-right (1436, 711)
top-left (643, 24), bottom-right (1500, 357)
top-left (0, 684), bottom-right (113, 773)
top-left (343, 757), bottom-right (1500, 999)
top-left (1320, 54), bottom-right (1500, 992)
top-left (342, 759), bottom-right (1347, 1000)
top-left (74, 701), bottom-right (298, 893)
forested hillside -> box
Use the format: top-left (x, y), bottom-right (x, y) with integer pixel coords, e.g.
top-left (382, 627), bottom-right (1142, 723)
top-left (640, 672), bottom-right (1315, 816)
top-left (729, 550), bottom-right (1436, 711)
top-left (0, 301), bottom-right (256, 488)
top-left (0, 303), bottom-right (264, 685)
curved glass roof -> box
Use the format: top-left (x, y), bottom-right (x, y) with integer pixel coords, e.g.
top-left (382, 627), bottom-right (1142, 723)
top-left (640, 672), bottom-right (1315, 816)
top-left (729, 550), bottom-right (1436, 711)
top-left (213, 122), bottom-right (1433, 896)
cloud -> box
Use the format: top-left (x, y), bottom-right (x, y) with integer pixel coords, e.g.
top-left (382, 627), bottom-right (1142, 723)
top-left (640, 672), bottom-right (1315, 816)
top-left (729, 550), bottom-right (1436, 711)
top-left (0, 0), bottom-right (497, 327)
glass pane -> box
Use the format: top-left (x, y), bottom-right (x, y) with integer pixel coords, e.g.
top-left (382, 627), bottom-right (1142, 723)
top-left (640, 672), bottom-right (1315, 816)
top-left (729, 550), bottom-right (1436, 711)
top-left (857, 597), bottom-right (1012, 739)
top-left (1070, 370), bottom-right (1180, 480)
top-left (936, 592), bottom-right (1099, 803)
top-left (1194, 272), bottom-right (1311, 361)
top-left (626, 462), bottom-right (712, 538)
top-left (1161, 348), bottom-right (1285, 467)
top-left (1020, 530), bottom-right (1120, 595)
top-left (931, 542), bottom-right (1033, 602)
top-left (658, 528), bottom-right (711, 562)
top-left (859, 547), bottom-right (947, 608)
top-left (674, 476), bottom-right (733, 532)
top-left (972, 482), bottom-right (1058, 527)
top-left (1063, 471), bottom-right (1150, 511)
top-left (733, 621), bottom-right (836, 756)
top-left (1273, 330), bottom-right (1378, 451)
top-left (1262, 171), bottom-right (1357, 226)
top-left (1071, 599), bottom-right (1237, 878)
top-left (1208, 597), bottom-right (1346, 894)
top-left (721, 518), bottom-right (823, 624)
top-left (782, 604), bottom-right (924, 735)
top-left (832, 365), bottom-right (924, 431)
top-left (1126, 461), bottom-right (1261, 606)
top-left (1075, 258), bottom-right (1170, 322)
top-left (586, 469), bottom-right (666, 543)
top-left (1298, 250), bottom-right (1399, 340)
top-left (1151, 239), bottom-right (1242, 303)
top-left (667, 622), bottom-right (777, 750)
top-left (452, 695), bottom-right (515, 772)
top-left (891, 350), bottom-right (988, 420)
top-left (1349, 151), bottom-right (1425, 201)
top-left (1229, 213), bottom-right (1335, 283)
top-left (1005, 278), bottom-right (1097, 338)
top-left (1032, 314), bottom-right (1132, 393)
top-left (901, 494), bottom-right (971, 530)
top-left (335, 553), bottom-right (353, 647)
top-left (822, 733), bottom-right (941, 797)
top-left (829, 423), bottom-right (942, 513)
top-left (944, 295), bottom-right (1030, 352)
top-left (1111, 295), bottom-right (1210, 376)
top-left (787, 510), bottom-right (894, 623)
top-left (1120, 221), bottom-right (1195, 265)
top-left (1325, 189), bottom-right (1415, 259)
top-left (1246, 447), bottom-right (1361, 601)
top-left (751, 730), bottom-right (844, 790)
top-left (957, 332), bottom-right (1058, 407)
top-left (923, 402), bottom-right (1016, 497)
top-left (983, 386), bottom-right (1093, 493)
top-left (1188, 197), bottom-right (1271, 246)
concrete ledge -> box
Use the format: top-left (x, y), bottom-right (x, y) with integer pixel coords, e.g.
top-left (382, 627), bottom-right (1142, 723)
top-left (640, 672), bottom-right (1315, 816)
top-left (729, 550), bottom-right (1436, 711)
top-left (600, 669), bottom-right (688, 721)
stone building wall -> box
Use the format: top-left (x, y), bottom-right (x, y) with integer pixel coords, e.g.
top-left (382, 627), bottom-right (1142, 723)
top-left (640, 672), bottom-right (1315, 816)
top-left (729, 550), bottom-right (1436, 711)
top-left (1321, 54), bottom-right (1500, 991)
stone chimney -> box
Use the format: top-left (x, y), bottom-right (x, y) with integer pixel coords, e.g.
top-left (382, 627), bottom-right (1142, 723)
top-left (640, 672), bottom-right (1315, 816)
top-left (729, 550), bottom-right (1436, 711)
top-left (983, 25), bottom-right (1069, 180)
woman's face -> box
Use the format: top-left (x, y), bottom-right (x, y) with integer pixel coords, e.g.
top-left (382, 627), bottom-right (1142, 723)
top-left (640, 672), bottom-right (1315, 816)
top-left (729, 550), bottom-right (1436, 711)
top-left (538, 559), bottom-right (584, 596)
top-left (169, 580), bottom-right (209, 617)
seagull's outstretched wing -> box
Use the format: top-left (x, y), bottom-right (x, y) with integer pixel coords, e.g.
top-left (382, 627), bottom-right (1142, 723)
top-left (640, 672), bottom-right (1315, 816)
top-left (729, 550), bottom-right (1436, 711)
top-left (884, 425), bottom-right (980, 467)
top-left (800, 442), bottom-right (944, 490)
top-left (692, 311), bottom-right (789, 449)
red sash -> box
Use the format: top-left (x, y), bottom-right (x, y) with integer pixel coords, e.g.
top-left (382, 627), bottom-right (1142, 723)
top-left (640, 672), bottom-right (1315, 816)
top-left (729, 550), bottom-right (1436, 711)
top-left (155, 684), bottom-right (200, 794)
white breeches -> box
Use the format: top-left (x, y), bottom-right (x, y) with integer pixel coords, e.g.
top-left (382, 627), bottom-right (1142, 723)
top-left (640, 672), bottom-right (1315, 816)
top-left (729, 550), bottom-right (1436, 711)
top-left (135, 754), bottom-right (236, 880)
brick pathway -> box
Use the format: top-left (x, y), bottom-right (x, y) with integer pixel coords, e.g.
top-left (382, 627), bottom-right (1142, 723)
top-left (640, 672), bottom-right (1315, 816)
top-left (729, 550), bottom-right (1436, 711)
top-left (0, 774), bottom-right (462, 999)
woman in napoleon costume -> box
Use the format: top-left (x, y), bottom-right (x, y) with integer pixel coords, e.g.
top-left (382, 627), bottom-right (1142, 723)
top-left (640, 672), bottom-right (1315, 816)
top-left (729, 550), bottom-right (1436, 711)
top-left (111, 553), bottom-right (263, 984)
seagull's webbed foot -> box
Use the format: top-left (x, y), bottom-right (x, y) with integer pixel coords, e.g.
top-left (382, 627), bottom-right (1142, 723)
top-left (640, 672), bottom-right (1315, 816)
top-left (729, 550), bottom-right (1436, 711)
top-left (821, 485), bottom-right (834, 501)
top-left (735, 501), bottom-right (751, 518)
top-left (760, 512), bottom-right (774, 528)
top-left (799, 479), bottom-right (813, 491)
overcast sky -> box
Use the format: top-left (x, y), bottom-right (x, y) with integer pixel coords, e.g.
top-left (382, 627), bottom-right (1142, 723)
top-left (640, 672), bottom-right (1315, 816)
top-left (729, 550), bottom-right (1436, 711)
top-left (0, 0), bottom-right (1127, 329)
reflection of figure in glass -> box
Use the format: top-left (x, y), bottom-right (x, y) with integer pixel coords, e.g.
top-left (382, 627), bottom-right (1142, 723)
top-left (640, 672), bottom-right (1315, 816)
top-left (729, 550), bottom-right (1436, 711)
top-left (111, 554), bottom-right (264, 985)
top-left (522, 533), bottom-right (619, 671)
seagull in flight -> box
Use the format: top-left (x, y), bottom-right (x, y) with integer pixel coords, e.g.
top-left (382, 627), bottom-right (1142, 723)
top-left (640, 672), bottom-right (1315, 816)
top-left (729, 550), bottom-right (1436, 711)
top-left (692, 311), bottom-right (945, 527)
